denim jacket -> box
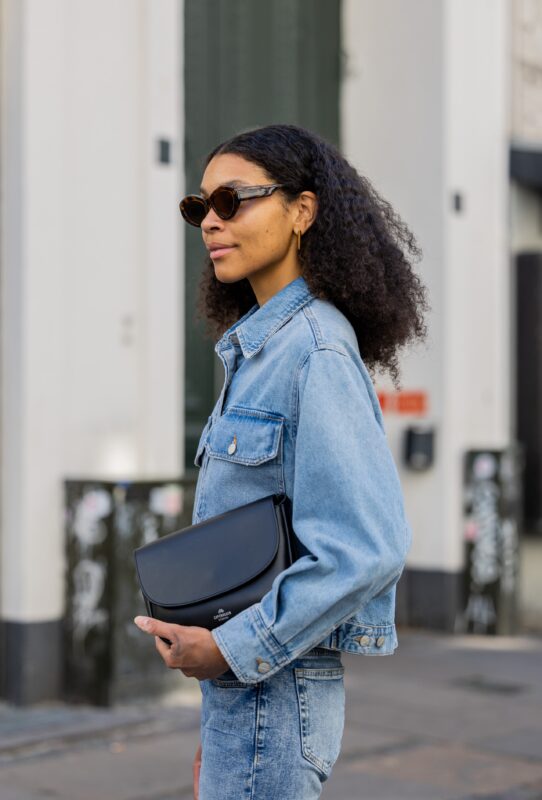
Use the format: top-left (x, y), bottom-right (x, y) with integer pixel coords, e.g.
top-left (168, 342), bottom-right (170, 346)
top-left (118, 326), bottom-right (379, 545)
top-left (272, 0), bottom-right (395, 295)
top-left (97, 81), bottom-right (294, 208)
top-left (192, 275), bottom-right (413, 684)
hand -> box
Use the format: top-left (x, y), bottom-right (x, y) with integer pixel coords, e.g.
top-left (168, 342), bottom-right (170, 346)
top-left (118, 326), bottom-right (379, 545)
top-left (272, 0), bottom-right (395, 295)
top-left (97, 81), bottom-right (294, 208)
top-left (193, 740), bottom-right (202, 800)
top-left (133, 616), bottom-right (231, 680)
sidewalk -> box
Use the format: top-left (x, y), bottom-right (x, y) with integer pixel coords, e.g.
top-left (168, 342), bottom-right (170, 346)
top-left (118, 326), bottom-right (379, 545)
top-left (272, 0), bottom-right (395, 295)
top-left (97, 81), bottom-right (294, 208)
top-left (1, 628), bottom-right (541, 799)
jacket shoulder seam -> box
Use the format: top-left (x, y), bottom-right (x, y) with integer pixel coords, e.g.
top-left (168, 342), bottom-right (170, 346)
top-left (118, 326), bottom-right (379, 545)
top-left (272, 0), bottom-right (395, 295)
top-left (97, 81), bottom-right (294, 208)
top-left (291, 344), bottom-right (351, 436)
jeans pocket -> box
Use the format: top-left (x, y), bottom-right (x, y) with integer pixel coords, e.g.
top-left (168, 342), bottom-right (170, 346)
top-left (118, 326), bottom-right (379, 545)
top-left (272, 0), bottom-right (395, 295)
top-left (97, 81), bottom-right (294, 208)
top-left (201, 671), bottom-right (257, 743)
top-left (293, 664), bottom-right (345, 779)
top-left (211, 667), bottom-right (252, 689)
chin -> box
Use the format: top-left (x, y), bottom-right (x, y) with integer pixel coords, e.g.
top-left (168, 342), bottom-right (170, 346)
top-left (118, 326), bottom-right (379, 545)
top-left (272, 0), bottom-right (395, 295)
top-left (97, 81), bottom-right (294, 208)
top-left (214, 272), bottom-right (241, 285)
top-left (214, 265), bottom-right (251, 284)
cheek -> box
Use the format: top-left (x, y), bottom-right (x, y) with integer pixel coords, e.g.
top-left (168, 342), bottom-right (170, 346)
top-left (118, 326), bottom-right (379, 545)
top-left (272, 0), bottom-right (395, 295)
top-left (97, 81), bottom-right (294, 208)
top-left (221, 198), bottom-right (291, 270)
top-left (238, 209), bottom-right (290, 255)
top-left (245, 230), bottom-right (287, 264)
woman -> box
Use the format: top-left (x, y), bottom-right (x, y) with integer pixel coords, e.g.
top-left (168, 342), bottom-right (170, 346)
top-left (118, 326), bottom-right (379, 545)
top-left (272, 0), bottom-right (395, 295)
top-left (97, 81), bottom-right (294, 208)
top-left (134, 123), bottom-right (428, 799)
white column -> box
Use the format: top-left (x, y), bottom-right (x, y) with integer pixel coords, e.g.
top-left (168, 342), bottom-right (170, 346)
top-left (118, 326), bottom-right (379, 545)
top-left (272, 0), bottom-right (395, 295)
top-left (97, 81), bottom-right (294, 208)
top-left (341, 0), bottom-right (512, 574)
top-left (0, 0), bottom-right (183, 622)
top-left (441, 0), bottom-right (512, 569)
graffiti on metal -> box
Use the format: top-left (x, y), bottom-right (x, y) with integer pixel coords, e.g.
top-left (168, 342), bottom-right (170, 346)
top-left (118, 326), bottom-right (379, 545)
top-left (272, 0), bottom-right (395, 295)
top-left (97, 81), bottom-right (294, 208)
top-left (455, 447), bottom-right (523, 636)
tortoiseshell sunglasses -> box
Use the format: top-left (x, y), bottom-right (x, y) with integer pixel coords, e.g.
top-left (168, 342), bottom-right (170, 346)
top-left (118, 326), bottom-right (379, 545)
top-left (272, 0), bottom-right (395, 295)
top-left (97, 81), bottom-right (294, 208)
top-left (179, 183), bottom-right (285, 227)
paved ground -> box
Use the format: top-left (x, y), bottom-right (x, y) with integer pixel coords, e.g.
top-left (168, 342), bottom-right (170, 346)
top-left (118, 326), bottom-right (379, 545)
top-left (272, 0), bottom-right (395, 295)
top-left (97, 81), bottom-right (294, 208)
top-left (1, 627), bottom-right (542, 800)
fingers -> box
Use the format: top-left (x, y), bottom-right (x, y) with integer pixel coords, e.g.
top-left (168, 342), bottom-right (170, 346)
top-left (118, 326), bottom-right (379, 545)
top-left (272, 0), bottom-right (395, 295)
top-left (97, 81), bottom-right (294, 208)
top-left (135, 617), bottom-right (196, 673)
top-left (154, 637), bottom-right (180, 671)
top-left (133, 615), bottom-right (176, 639)
top-left (154, 635), bottom-right (173, 661)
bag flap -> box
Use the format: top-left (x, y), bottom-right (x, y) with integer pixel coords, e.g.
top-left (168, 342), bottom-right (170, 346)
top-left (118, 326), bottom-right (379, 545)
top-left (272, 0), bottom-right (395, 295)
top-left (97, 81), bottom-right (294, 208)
top-left (134, 494), bottom-right (280, 607)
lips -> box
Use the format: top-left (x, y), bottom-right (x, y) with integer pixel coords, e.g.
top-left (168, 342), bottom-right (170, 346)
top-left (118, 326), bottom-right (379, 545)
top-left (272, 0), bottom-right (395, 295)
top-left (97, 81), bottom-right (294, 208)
top-left (207, 242), bottom-right (237, 251)
top-left (207, 243), bottom-right (237, 259)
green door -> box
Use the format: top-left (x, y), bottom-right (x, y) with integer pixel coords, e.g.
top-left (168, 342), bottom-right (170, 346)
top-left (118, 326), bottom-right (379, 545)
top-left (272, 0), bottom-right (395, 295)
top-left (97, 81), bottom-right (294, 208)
top-left (184, 0), bottom-right (342, 471)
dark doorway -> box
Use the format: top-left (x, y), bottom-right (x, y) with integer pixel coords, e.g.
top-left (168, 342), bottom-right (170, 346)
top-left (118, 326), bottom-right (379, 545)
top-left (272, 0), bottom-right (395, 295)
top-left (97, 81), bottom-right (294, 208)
top-left (183, 0), bottom-right (342, 471)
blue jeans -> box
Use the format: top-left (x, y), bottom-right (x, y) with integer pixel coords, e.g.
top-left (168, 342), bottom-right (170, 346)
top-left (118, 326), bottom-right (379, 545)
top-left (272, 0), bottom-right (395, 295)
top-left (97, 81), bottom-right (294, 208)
top-left (198, 647), bottom-right (345, 799)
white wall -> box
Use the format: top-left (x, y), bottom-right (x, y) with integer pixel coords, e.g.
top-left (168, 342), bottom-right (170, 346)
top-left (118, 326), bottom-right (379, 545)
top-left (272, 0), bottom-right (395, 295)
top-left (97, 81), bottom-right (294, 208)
top-left (341, 0), bottom-right (512, 573)
top-left (0, 0), bottom-right (184, 621)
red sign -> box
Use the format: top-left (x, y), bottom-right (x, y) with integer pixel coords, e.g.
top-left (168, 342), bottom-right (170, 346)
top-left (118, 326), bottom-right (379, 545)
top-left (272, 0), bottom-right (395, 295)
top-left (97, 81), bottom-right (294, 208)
top-left (377, 390), bottom-right (428, 415)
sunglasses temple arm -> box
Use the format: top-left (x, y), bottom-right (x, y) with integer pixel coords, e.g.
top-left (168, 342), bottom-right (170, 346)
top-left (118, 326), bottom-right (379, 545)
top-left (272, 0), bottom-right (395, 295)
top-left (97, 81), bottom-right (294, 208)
top-left (236, 184), bottom-right (283, 200)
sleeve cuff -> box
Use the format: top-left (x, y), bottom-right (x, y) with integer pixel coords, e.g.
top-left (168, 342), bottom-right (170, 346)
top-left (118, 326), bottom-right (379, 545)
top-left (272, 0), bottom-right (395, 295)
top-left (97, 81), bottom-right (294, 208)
top-left (211, 604), bottom-right (291, 683)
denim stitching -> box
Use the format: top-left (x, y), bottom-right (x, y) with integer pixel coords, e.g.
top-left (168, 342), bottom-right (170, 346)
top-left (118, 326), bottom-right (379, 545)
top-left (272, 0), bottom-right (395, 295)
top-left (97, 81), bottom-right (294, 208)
top-left (211, 626), bottom-right (249, 684)
top-left (206, 408), bottom-right (284, 466)
top-left (302, 303), bottom-right (324, 346)
top-left (226, 405), bottom-right (286, 422)
top-left (292, 345), bottom-right (350, 438)
top-left (294, 670), bottom-right (343, 777)
top-left (245, 293), bottom-right (314, 358)
top-left (250, 681), bottom-right (267, 798)
top-left (251, 605), bottom-right (291, 669)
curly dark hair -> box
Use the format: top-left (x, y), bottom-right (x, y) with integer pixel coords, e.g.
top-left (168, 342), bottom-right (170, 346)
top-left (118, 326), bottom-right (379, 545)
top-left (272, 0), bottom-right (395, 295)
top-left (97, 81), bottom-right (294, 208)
top-left (195, 123), bottom-right (429, 389)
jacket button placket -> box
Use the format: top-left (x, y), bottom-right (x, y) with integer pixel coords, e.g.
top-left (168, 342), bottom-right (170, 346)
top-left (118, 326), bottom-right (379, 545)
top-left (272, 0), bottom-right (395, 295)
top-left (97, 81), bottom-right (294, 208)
top-left (215, 344), bottom-right (239, 419)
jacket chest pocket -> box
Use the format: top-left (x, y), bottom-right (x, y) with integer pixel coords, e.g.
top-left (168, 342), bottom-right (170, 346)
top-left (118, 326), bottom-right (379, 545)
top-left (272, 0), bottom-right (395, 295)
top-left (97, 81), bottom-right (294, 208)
top-left (204, 406), bottom-right (285, 498)
top-left (207, 406), bottom-right (284, 465)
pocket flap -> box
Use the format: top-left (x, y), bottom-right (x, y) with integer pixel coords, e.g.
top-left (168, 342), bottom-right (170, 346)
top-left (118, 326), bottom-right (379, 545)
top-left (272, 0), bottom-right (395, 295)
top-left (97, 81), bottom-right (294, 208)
top-left (207, 406), bottom-right (284, 465)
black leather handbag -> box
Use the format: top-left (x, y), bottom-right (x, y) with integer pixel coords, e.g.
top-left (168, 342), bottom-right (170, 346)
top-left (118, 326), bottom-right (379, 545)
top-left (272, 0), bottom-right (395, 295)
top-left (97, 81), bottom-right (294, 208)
top-left (133, 493), bottom-right (302, 640)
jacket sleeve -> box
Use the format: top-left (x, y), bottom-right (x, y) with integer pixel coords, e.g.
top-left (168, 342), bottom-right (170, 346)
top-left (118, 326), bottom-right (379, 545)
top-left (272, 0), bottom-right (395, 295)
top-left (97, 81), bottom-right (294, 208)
top-left (211, 346), bottom-right (409, 684)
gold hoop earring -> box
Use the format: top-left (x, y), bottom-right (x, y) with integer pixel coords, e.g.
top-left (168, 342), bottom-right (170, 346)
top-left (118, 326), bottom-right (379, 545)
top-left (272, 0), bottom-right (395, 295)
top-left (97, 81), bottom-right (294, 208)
top-left (295, 229), bottom-right (301, 251)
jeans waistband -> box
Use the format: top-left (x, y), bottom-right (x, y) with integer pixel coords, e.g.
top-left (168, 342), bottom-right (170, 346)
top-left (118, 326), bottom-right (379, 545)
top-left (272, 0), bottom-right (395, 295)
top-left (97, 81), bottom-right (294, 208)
top-left (303, 646), bottom-right (340, 657)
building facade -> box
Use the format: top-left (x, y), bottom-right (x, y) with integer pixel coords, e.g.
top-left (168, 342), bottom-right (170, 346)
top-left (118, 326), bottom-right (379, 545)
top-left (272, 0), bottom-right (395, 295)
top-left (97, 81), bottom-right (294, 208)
top-left (1, 0), bottom-right (538, 706)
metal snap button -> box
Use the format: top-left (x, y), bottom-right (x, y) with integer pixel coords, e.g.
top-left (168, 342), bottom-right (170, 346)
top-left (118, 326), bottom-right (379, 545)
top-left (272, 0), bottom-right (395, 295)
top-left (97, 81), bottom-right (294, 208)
top-left (357, 635), bottom-right (371, 646)
top-left (257, 660), bottom-right (271, 673)
top-left (227, 435), bottom-right (237, 455)
top-left (375, 636), bottom-right (385, 648)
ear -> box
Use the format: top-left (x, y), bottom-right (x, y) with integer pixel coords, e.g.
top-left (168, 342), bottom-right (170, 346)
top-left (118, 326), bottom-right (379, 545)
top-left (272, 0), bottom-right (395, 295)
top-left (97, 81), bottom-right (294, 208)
top-left (293, 191), bottom-right (318, 234)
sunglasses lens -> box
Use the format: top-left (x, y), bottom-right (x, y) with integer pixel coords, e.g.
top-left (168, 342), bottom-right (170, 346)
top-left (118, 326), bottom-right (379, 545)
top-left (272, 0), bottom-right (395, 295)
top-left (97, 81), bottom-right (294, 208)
top-left (180, 196), bottom-right (207, 226)
top-left (211, 187), bottom-right (237, 219)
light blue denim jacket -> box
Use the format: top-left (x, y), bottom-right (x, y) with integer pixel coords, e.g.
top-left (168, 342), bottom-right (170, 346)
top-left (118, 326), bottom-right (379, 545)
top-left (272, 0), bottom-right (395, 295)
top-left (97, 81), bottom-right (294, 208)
top-left (192, 275), bottom-right (412, 684)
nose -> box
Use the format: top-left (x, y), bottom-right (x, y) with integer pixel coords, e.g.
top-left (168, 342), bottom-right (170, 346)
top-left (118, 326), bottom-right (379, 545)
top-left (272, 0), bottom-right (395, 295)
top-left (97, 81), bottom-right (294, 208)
top-left (201, 207), bottom-right (225, 233)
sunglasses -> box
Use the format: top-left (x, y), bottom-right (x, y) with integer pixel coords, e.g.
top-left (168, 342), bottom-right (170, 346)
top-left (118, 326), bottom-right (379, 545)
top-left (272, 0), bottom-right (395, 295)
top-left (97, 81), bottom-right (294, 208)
top-left (179, 183), bottom-right (285, 227)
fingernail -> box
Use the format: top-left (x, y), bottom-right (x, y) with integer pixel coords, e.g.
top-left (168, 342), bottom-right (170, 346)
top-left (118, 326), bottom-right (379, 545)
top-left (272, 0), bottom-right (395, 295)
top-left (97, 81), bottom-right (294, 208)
top-left (134, 616), bottom-right (149, 628)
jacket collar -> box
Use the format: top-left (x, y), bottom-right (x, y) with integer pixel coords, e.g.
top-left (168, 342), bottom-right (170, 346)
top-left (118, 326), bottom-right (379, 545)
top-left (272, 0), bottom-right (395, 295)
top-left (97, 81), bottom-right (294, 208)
top-left (215, 275), bottom-right (314, 359)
